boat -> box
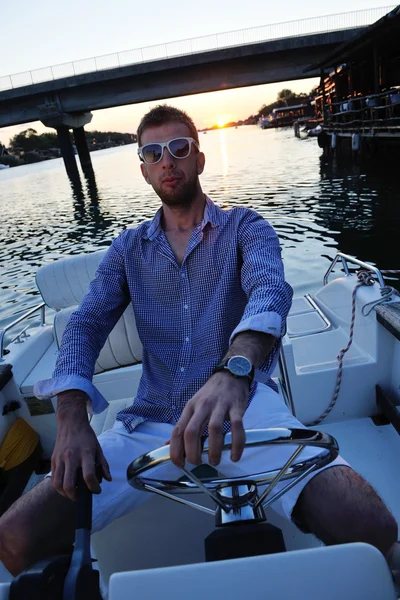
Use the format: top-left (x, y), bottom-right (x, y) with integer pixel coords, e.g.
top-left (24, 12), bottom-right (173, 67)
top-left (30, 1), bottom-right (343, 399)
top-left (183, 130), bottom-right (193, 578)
top-left (0, 164), bottom-right (9, 170)
top-left (258, 116), bottom-right (274, 129)
top-left (0, 249), bottom-right (399, 599)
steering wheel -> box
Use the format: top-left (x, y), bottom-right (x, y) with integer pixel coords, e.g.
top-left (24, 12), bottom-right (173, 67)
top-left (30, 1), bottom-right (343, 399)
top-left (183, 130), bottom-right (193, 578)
top-left (127, 428), bottom-right (338, 523)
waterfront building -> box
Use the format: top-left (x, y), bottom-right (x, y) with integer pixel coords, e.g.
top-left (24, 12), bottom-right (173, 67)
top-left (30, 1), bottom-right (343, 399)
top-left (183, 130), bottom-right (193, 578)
top-left (259, 104), bottom-right (312, 129)
top-left (307, 5), bottom-right (400, 160)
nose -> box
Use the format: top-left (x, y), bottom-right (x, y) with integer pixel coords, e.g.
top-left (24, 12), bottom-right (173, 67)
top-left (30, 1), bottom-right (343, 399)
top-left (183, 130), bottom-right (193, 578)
top-left (159, 146), bottom-right (176, 168)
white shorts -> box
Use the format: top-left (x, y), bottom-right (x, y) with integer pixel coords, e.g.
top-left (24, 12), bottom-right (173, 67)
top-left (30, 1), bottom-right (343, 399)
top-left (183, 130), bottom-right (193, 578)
top-left (90, 384), bottom-right (349, 533)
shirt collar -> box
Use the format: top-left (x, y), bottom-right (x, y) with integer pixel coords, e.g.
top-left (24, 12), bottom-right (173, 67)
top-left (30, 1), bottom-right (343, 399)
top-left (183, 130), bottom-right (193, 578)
top-left (142, 195), bottom-right (223, 241)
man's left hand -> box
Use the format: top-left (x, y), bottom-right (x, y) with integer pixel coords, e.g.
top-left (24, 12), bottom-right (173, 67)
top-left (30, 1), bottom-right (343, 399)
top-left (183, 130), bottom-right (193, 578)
top-left (169, 372), bottom-right (249, 468)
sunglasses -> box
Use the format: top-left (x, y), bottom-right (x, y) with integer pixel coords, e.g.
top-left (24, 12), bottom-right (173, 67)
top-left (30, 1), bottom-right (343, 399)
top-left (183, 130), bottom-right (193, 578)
top-left (138, 137), bottom-right (199, 165)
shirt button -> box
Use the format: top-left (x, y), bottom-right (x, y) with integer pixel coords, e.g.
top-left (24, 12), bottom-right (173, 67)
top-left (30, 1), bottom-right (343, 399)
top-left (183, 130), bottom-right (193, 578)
top-left (181, 273), bottom-right (185, 278)
top-left (183, 304), bottom-right (188, 310)
top-left (180, 367), bottom-right (185, 372)
top-left (185, 337), bottom-right (189, 342)
top-left (172, 403), bottom-right (176, 410)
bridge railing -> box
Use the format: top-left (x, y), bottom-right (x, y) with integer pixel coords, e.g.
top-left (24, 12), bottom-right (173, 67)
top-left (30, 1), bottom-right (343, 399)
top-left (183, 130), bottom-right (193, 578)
top-left (0, 5), bottom-right (396, 92)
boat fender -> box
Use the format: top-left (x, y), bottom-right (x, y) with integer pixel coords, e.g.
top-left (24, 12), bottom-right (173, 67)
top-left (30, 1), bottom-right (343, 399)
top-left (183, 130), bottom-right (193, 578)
top-left (0, 418), bottom-right (39, 471)
top-left (317, 131), bottom-right (328, 149)
top-left (331, 133), bottom-right (337, 149)
top-left (352, 133), bottom-right (360, 152)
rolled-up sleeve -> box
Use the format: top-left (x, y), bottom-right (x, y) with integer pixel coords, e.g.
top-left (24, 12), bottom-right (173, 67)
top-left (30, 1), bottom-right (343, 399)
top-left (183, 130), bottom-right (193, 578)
top-left (34, 232), bottom-right (130, 414)
top-left (229, 211), bottom-right (293, 345)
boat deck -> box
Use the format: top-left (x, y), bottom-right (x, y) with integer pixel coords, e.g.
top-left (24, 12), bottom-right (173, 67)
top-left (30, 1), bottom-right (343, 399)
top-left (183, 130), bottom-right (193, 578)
top-left (376, 302), bottom-right (400, 342)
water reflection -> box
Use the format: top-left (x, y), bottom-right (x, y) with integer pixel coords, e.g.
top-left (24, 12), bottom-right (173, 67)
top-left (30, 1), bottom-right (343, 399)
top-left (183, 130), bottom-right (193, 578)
top-left (218, 129), bottom-right (229, 178)
top-left (69, 172), bottom-right (114, 245)
top-left (317, 158), bottom-right (400, 271)
top-left (1, 127), bottom-right (400, 329)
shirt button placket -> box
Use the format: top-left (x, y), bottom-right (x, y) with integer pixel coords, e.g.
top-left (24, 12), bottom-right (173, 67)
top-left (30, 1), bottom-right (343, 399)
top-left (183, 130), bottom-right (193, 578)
top-left (180, 264), bottom-right (191, 382)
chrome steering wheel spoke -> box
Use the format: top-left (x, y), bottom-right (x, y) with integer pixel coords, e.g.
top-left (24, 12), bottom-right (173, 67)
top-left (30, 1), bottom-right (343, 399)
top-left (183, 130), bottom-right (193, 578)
top-left (127, 428), bottom-right (339, 519)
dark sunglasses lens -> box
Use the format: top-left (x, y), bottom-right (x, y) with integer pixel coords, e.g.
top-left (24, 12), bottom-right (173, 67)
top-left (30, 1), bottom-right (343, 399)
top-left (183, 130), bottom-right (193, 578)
top-left (142, 144), bottom-right (162, 163)
top-left (169, 138), bottom-right (190, 158)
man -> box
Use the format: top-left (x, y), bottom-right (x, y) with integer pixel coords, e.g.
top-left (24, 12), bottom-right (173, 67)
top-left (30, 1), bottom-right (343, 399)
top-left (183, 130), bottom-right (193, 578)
top-left (0, 105), bottom-right (397, 578)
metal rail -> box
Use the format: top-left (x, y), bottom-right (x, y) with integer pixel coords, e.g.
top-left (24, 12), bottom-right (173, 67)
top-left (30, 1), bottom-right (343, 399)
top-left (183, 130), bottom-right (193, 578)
top-left (0, 302), bottom-right (46, 361)
top-left (323, 252), bottom-right (386, 289)
top-left (0, 6), bottom-right (395, 92)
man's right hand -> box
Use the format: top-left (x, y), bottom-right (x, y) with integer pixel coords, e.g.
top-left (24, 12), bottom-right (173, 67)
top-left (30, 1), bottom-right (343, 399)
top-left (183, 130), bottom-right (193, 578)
top-left (52, 390), bottom-right (112, 501)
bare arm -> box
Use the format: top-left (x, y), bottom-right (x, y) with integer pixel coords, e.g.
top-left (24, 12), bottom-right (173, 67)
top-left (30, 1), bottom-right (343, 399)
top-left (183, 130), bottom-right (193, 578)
top-left (51, 390), bottom-right (111, 501)
top-left (169, 330), bottom-right (276, 468)
top-left (224, 329), bottom-right (276, 366)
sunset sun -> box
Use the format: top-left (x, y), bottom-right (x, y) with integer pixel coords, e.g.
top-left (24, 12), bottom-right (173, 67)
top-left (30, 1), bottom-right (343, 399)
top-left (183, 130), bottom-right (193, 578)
top-left (216, 116), bottom-right (230, 128)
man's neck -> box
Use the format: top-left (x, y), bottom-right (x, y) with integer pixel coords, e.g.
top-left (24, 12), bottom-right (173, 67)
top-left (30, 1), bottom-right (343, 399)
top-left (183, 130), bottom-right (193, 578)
top-left (162, 193), bottom-right (206, 233)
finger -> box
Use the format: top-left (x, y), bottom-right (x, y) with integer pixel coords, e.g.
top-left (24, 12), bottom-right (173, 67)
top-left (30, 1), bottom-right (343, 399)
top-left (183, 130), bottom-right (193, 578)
top-left (81, 451), bottom-right (102, 494)
top-left (63, 460), bottom-right (80, 501)
top-left (207, 406), bottom-right (227, 466)
top-left (183, 408), bottom-right (211, 465)
top-left (96, 445), bottom-right (112, 482)
top-left (229, 407), bottom-right (246, 462)
top-left (51, 460), bottom-right (67, 498)
top-left (170, 403), bottom-right (195, 468)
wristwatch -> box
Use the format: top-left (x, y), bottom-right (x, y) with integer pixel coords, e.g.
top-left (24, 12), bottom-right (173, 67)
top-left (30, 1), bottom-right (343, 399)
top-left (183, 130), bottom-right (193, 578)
top-left (213, 355), bottom-right (255, 384)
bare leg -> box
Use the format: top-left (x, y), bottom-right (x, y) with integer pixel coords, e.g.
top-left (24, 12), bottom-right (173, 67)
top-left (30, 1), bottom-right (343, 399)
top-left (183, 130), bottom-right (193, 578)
top-left (293, 466), bottom-right (398, 556)
top-left (0, 478), bottom-right (75, 576)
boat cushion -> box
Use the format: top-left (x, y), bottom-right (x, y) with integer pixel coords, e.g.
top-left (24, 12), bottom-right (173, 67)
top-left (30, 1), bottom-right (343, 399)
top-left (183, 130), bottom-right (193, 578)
top-left (36, 250), bottom-right (143, 374)
top-left (54, 304), bottom-right (142, 374)
top-left (36, 250), bottom-right (106, 310)
top-left (90, 397), bottom-right (133, 436)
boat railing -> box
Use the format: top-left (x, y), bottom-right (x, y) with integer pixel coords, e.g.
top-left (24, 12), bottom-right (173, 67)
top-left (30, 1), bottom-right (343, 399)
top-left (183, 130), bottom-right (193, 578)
top-left (0, 303), bottom-right (46, 361)
top-left (323, 252), bottom-right (386, 288)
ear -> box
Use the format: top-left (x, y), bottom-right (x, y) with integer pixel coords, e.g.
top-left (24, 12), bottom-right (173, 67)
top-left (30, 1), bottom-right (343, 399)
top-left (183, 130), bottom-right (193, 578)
top-left (140, 163), bottom-right (151, 185)
top-left (196, 151), bottom-right (205, 175)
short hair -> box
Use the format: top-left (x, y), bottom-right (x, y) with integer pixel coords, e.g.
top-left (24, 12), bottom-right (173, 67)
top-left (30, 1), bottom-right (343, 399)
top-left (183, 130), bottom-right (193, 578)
top-left (137, 104), bottom-right (199, 147)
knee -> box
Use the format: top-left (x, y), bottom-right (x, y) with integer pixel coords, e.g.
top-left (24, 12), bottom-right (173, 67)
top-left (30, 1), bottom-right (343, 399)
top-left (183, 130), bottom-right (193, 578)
top-left (373, 510), bottom-right (398, 557)
top-left (294, 466), bottom-right (398, 556)
top-left (0, 518), bottom-right (29, 576)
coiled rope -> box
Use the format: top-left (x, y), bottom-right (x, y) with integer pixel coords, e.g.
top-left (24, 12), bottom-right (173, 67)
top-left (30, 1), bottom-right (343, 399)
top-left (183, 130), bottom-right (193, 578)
top-left (308, 269), bottom-right (400, 426)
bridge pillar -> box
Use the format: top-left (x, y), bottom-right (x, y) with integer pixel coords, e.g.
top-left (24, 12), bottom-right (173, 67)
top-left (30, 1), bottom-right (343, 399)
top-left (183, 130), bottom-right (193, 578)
top-left (56, 126), bottom-right (80, 182)
top-left (41, 112), bottom-right (93, 179)
top-left (73, 126), bottom-right (94, 176)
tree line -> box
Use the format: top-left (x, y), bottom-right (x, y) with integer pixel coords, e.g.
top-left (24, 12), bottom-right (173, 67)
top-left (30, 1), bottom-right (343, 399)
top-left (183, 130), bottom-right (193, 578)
top-left (249, 88), bottom-right (316, 123)
top-left (8, 128), bottom-right (137, 152)
top-left (257, 89), bottom-right (310, 117)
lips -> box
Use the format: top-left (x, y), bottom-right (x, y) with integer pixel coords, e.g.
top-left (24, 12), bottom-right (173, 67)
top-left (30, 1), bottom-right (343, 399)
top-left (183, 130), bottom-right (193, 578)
top-left (161, 176), bottom-right (182, 187)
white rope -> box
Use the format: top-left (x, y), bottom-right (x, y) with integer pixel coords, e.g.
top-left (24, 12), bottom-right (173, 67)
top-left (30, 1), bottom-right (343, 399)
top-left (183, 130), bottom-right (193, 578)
top-left (307, 269), bottom-right (399, 427)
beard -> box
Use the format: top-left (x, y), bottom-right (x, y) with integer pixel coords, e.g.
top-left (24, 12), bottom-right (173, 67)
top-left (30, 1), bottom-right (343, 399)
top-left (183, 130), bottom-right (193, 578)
top-left (156, 171), bottom-right (199, 208)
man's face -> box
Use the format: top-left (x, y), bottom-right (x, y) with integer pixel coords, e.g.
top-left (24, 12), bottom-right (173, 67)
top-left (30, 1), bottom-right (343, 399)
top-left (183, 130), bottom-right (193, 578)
top-left (139, 122), bottom-right (205, 207)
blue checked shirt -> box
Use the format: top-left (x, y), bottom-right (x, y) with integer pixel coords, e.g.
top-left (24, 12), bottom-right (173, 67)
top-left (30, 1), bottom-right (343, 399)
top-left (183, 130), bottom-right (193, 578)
top-left (35, 197), bottom-right (293, 434)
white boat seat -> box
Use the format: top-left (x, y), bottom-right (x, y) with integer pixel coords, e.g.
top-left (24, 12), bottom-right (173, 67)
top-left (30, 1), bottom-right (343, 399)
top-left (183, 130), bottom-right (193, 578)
top-left (108, 543), bottom-right (397, 600)
top-left (36, 250), bottom-right (143, 375)
top-left (90, 397), bottom-right (133, 436)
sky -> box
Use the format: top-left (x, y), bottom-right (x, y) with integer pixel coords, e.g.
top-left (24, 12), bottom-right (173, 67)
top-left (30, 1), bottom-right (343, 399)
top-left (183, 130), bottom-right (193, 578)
top-left (0, 0), bottom-right (395, 144)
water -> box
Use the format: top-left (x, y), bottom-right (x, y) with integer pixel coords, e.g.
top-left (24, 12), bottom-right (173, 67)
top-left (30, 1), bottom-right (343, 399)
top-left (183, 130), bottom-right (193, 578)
top-left (1, 125), bottom-right (399, 335)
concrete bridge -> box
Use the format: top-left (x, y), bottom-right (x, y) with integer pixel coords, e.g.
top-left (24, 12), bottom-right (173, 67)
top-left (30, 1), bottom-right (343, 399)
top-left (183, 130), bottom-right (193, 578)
top-left (0, 6), bottom-right (394, 180)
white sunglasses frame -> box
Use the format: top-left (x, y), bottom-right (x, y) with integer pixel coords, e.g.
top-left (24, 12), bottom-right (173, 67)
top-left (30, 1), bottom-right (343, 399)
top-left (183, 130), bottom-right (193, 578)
top-left (137, 137), bottom-right (199, 164)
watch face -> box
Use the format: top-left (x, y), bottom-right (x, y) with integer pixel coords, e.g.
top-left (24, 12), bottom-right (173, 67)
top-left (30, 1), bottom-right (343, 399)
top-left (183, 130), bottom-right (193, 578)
top-left (227, 356), bottom-right (252, 376)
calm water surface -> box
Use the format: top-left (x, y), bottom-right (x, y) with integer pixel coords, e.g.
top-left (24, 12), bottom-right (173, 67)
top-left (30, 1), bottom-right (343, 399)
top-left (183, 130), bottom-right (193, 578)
top-left (1, 125), bottom-right (399, 335)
